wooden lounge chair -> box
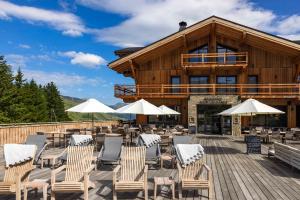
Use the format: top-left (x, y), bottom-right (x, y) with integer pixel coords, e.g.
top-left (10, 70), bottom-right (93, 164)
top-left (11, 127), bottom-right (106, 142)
top-left (177, 160), bottom-right (212, 199)
top-left (0, 146), bottom-right (37, 200)
top-left (113, 146), bottom-right (148, 200)
top-left (51, 145), bottom-right (95, 200)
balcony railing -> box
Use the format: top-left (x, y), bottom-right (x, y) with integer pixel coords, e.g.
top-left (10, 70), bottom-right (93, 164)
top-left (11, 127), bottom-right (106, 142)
top-left (181, 52), bottom-right (248, 68)
top-left (115, 84), bottom-right (300, 99)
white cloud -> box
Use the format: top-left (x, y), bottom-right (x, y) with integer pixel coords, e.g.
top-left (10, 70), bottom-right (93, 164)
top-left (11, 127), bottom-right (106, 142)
top-left (5, 54), bottom-right (28, 67)
top-left (22, 69), bottom-right (104, 87)
top-left (276, 15), bottom-right (300, 35)
top-left (0, 0), bottom-right (85, 37)
top-left (59, 51), bottom-right (107, 68)
top-left (77, 0), bottom-right (300, 47)
top-left (5, 53), bottom-right (53, 69)
top-left (19, 44), bottom-right (31, 49)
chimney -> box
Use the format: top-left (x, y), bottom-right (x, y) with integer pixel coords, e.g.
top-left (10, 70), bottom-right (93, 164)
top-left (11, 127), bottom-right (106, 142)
top-left (179, 21), bottom-right (187, 31)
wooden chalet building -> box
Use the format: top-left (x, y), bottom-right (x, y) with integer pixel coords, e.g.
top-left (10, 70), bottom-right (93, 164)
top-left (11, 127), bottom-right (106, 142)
top-left (109, 16), bottom-right (300, 135)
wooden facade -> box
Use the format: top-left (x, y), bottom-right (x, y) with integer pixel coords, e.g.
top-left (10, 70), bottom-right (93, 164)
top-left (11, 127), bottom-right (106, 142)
top-left (109, 16), bottom-right (300, 130)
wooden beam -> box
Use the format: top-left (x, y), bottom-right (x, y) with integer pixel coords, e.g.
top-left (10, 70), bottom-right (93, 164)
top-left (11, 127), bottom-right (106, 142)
top-left (128, 60), bottom-right (136, 79)
top-left (209, 21), bottom-right (216, 53)
top-left (242, 31), bottom-right (247, 43)
top-left (182, 34), bottom-right (187, 50)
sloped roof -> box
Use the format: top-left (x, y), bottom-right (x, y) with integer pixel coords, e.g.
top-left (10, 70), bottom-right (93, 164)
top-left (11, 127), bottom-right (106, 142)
top-left (114, 47), bottom-right (143, 57)
top-left (109, 15), bottom-right (300, 68)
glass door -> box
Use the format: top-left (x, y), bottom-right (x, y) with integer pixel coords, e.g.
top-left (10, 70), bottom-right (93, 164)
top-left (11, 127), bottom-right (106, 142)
top-left (197, 104), bottom-right (231, 134)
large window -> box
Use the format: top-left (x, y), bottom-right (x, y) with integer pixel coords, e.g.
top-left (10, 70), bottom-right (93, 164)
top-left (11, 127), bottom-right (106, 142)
top-left (248, 75), bottom-right (258, 93)
top-left (171, 76), bottom-right (181, 94)
top-left (217, 44), bottom-right (237, 64)
top-left (216, 76), bottom-right (237, 93)
top-left (188, 45), bottom-right (208, 63)
top-left (189, 76), bottom-right (209, 93)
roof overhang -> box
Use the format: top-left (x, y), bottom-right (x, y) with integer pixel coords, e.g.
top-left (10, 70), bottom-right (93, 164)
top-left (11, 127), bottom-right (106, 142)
top-left (109, 16), bottom-right (300, 71)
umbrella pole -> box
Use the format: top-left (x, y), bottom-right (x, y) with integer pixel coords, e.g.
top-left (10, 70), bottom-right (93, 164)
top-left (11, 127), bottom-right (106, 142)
top-left (250, 113), bottom-right (253, 131)
top-left (92, 113), bottom-right (95, 133)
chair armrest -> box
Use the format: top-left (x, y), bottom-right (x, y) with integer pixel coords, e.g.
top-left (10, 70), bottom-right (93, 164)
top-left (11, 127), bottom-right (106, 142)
top-left (113, 165), bottom-right (121, 184)
top-left (51, 165), bottom-right (66, 184)
top-left (84, 164), bottom-right (96, 175)
top-left (203, 164), bottom-right (211, 172)
top-left (143, 165), bottom-right (148, 174)
top-left (177, 162), bottom-right (182, 181)
top-left (143, 165), bottom-right (148, 185)
top-left (97, 146), bottom-right (104, 160)
top-left (113, 165), bottom-right (121, 174)
top-left (202, 164), bottom-right (212, 181)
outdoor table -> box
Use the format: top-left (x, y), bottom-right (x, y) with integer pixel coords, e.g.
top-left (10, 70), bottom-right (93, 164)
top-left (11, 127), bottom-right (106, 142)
top-left (182, 128), bottom-right (189, 134)
top-left (23, 179), bottom-right (49, 200)
top-left (172, 131), bottom-right (183, 135)
top-left (41, 154), bottom-right (61, 169)
top-left (160, 153), bottom-right (175, 169)
top-left (280, 131), bottom-right (287, 143)
top-left (106, 133), bottom-right (122, 137)
top-left (44, 131), bottom-right (72, 147)
top-left (154, 177), bottom-right (175, 200)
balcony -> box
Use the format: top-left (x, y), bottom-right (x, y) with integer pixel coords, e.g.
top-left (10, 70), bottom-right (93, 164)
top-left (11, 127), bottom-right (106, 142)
top-left (115, 84), bottom-right (300, 99)
top-left (181, 52), bottom-right (248, 69)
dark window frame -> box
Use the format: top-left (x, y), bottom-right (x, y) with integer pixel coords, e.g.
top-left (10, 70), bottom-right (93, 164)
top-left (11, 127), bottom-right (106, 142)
top-left (247, 75), bottom-right (258, 93)
top-left (189, 76), bottom-right (209, 93)
top-left (217, 44), bottom-right (237, 64)
top-left (216, 76), bottom-right (237, 93)
top-left (188, 44), bottom-right (209, 63)
top-left (170, 76), bottom-right (181, 94)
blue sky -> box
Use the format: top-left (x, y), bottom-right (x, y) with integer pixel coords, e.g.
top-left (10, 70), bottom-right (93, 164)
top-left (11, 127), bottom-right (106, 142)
top-left (0, 0), bottom-right (299, 105)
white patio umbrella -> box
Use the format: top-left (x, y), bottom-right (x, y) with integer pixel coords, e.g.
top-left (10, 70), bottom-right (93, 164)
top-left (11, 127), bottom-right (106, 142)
top-left (218, 98), bottom-right (284, 128)
top-left (116, 99), bottom-right (165, 125)
top-left (159, 105), bottom-right (181, 126)
top-left (159, 105), bottom-right (181, 115)
top-left (116, 99), bottom-right (164, 115)
top-left (66, 98), bottom-right (116, 129)
top-left (218, 99), bottom-right (284, 116)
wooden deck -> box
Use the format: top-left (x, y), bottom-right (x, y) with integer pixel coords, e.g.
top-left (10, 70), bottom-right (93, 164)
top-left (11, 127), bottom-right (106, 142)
top-left (0, 135), bottom-right (300, 200)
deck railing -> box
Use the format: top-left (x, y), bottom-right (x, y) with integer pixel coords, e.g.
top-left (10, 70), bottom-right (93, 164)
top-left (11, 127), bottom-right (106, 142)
top-left (115, 84), bottom-right (300, 99)
top-left (0, 121), bottom-right (118, 145)
top-left (181, 52), bottom-right (248, 68)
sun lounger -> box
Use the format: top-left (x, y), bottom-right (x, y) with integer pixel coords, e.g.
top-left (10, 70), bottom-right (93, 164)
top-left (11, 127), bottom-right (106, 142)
top-left (0, 144), bottom-right (37, 200)
top-left (25, 134), bottom-right (48, 164)
top-left (97, 136), bottom-right (123, 166)
top-left (51, 146), bottom-right (95, 200)
top-left (113, 146), bottom-right (148, 200)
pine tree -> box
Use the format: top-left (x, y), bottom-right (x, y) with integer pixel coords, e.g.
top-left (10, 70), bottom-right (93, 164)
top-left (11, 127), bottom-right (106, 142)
top-left (21, 80), bottom-right (48, 122)
top-left (0, 56), bottom-right (70, 123)
top-left (44, 82), bottom-right (69, 121)
top-left (15, 67), bottom-right (26, 88)
top-left (0, 56), bottom-right (15, 122)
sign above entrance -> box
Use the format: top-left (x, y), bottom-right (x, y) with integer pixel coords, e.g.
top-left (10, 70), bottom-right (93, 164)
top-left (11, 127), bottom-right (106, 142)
top-left (197, 96), bottom-right (239, 105)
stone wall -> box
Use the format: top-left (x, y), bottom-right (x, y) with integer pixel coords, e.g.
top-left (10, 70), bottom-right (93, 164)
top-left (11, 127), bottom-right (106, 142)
top-left (188, 95), bottom-right (241, 135)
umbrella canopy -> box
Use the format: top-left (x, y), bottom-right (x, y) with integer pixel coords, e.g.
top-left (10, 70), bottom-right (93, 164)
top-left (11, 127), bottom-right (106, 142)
top-left (218, 99), bottom-right (284, 116)
top-left (159, 105), bottom-right (180, 115)
top-left (66, 98), bottom-right (115, 113)
top-left (116, 99), bottom-right (165, 115)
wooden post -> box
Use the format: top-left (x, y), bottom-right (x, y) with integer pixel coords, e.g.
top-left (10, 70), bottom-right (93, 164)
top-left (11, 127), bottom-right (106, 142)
top-left (136, 85), bottom-right (140, 97)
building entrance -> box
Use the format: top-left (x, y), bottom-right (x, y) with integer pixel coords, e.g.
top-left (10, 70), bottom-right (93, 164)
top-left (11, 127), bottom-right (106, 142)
top-left (197, 104), bottom-right (231, 134)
